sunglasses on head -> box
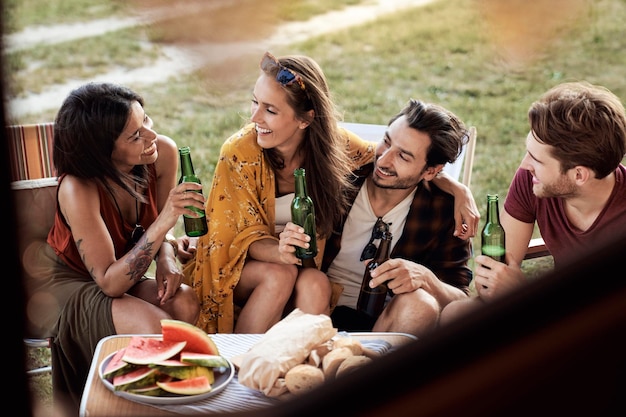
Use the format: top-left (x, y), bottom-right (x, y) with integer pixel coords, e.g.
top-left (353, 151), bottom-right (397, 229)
top-left (360, 217), bottom-right (391, 261)
top-left (260, 52), bottom-right (307, 92)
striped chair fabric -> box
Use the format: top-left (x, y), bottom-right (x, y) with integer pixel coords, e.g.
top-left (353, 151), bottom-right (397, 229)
top-left (7, 122), bottom-right (56, 375)
top-left (6, 122), bottom-right (56, 181)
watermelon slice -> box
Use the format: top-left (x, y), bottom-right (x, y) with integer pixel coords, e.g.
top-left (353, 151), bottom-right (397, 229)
top-left (150, 359), bottom-right (192, 367)
top-left (128, 384), bottom-right (167, 397)
top-left (122, 336), bottom-right (187, 365)
top-left (113, 366), bottom-right (159, 391)
top-left (180, 352), bottom-right (229, 368)
top-left (161, 319), bottom-right (219, 355)
top-left (103, 347), bottom-right (136, 379)
top-left (151, 363), bottom-right (215, 383)
top-left (157, 375), bottom-right (212, 395)
top-left (126, 375), bottom-right (173, 396)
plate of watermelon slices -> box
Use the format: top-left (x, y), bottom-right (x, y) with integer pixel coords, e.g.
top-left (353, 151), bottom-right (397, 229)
top-left (98, 320), bottom-right (235, 405)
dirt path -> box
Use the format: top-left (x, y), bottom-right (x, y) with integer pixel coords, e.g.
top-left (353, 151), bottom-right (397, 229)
top-left (6, 0), bottom-right (435, 119)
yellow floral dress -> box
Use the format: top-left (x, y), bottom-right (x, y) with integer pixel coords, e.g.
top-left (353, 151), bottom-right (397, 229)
top-left (183, 123), bottom-right (375, 333)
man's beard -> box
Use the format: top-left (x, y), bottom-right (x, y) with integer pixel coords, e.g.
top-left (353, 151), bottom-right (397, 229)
top-left (371, 172), bottom-right (421, 190)
top-left (533, 173), bottom-right (577, 199)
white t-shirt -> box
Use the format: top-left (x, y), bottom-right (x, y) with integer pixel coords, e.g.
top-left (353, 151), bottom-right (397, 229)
top-left (274, 193), bottom-right (294, 235)
top-left (327, 181), bottom-right (415, 308)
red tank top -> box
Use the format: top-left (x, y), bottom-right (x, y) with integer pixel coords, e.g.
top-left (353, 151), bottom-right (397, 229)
top-left (47, 165), bottom-right (159, 274)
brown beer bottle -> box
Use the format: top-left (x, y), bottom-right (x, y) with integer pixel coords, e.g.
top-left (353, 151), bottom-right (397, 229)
top-left (357, 230), bottom-right (393, 318)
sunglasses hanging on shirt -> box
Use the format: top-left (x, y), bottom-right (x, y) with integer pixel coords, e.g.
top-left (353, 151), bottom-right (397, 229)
top-left (117, 194), bottom-right (145, 252)
top-left (130, 223), bottom-right (145, 245)
top-left (360, 217), bottom-right (391, 261)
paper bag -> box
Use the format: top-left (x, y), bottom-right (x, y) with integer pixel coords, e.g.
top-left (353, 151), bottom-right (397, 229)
top-left (233, 308), bottom-right (337, 397)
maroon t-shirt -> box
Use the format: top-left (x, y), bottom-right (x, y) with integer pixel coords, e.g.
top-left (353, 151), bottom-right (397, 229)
top-left (504, 164), bottom-right (626, 267)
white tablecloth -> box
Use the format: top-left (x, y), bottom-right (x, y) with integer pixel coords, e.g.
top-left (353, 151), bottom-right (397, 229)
top-left (148, 333), bottom-right (393, 415)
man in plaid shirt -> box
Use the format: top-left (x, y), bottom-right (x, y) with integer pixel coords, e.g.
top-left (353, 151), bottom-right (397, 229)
top-left (322, 99), bottom-right (473, 338)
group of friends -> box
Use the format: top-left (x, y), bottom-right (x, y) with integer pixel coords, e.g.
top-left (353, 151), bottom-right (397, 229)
top-left (29, 51), bottom-right (626, 414)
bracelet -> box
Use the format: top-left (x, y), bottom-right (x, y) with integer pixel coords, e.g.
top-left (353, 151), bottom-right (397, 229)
top-left (163, 234), bottom-right (178, 258)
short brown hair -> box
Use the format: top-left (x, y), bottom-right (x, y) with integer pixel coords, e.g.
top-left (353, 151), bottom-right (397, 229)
top-left (528, 81), bottom-right (626, 178)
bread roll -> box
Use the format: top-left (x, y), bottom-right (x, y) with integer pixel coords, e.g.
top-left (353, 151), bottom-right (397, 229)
top-left (335, 355), bottom-right (372, 378)
top-left (307, 349), bottom-right (323, 367)
top-left (322, 347), bottom-right (353, 379)
top-left (285, 364), bottom-right (325, 394)
top-left (332, 337), bottom-right (363, 355)
top-left (308, 341), bottom-right (332, 367)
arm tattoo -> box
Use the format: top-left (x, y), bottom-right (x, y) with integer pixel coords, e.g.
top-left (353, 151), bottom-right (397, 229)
top-left (126, 234), bottom-right (155, 282)
top-left (75, 236), bottom-right (155, 282)
top-left (76, 238), bottom-right (97, 279)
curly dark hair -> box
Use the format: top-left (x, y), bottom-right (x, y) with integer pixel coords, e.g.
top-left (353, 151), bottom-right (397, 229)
top-left (53, 82), bottom-right (150, 202)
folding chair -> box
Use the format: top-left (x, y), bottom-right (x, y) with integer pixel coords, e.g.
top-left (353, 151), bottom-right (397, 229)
top-left (7, 123), bottom-right (57, 375)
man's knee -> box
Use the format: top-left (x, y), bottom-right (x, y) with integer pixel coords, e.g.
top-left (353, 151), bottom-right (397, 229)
top-left (439, 297), bottom-right (482, 327)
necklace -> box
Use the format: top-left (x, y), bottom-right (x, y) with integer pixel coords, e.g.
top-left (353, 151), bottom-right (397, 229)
top-left (112, 185), bottom-right (145, 246)
top-left (130, 196), bottom-right (145, 244)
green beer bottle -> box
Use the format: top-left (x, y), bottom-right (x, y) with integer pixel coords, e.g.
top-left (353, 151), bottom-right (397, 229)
top-left (178, 146), bottom-right (208, 237)
top-left (481, 194), bottom-right (506, 262)
top-left (290, 168), bottom-right (318, 263)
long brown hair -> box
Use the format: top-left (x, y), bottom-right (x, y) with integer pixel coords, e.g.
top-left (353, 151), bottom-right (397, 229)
top-left (260, 53), bottom-right (356, 239)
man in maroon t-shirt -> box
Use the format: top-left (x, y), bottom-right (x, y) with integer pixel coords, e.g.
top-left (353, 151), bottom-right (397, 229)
top-left (440, 81), bottom-right (626, 325)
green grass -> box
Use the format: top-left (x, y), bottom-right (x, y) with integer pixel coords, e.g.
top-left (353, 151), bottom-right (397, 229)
top-left (139, 0), bottom-right (625, 246)
top-left (10, 0), bottom-right (624, 218)
top-left (3, 0), bottom-right (127, 32)
top-left (3, 0), bottom-right (361, 98)
top-left (6, 27), bottom-right (161, 98)
top-left (25, 347), bottom-right (53, 409)
top-left (8, 0), bottom-right (626, 411)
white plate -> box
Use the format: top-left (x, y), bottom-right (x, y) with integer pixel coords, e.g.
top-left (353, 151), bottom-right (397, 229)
top-left (98, 350), bottom-right (235, 405)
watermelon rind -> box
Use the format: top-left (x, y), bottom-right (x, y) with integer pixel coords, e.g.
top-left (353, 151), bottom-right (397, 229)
top-left (127, 376), bottom-right (174, 396)
top-left (180, 352), bottom-right (230, 368)
top-left (161, 319), bottom-right (219, 355)
top-left (122, 336), bottom-right (187, 365)
top-left (150, 359), bottom-right (192, 367)
top-left (103, 348), bottom-right (137, 379)
top-left (113, 367), bottom-right (159, 391)
top-left (157, 375), bottom-right (212, 395)
top-left (151, 364), bottom-right (215, 383)
top-left (128, 386), bottom-right (168, 397)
